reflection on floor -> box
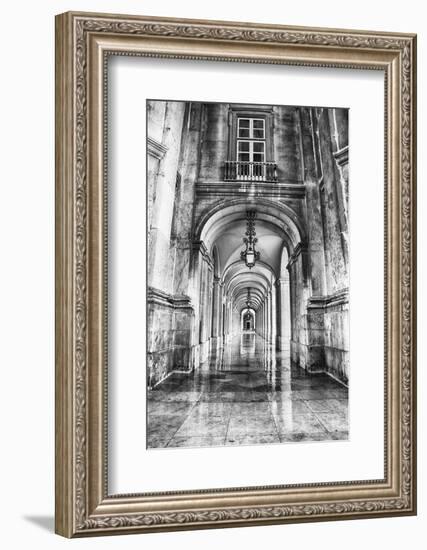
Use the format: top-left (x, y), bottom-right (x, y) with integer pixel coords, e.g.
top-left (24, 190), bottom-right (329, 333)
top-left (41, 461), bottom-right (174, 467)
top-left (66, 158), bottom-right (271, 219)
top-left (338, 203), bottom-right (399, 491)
top-left (147, 333), bottom-right (348, 449)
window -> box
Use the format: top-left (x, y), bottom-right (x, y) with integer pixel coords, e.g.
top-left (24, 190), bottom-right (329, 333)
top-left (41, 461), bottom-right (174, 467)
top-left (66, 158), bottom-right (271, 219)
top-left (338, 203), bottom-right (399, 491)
top-left (225, 110), bottom-right (277, 182)
top-left (237, 118), bottom-right (265, 164)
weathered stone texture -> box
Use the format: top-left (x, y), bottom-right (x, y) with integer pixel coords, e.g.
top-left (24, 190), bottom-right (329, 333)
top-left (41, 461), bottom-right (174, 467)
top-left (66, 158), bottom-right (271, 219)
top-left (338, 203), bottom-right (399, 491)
top-left (147, 100), bottom-right (349, 386)
top-left (273, 106), bottom-right (303, 182)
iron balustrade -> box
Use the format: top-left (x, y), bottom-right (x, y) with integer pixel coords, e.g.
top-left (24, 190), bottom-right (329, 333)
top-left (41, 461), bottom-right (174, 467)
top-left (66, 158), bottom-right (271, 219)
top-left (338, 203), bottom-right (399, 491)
top-left (224, 161), bottom-right (278, 182)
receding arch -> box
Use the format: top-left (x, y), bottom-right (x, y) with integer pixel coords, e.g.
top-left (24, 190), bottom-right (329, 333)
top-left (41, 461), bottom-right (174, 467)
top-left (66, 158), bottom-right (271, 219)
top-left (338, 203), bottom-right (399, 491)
top-left (221, 259), bottom-right (276, 287)
top-left (195, 197), bottom-right (306, 257)
top-left (241, 308), bottom-right (256, 332)
top-left (193, 197), bottom-right (306, 350)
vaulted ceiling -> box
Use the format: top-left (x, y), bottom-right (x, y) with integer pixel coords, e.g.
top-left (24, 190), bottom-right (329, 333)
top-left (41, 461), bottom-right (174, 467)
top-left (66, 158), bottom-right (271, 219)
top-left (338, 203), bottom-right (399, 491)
top-left (212, 217), bottom-right (286, 312)
top-left (199, 201), bottom-right (299, 313)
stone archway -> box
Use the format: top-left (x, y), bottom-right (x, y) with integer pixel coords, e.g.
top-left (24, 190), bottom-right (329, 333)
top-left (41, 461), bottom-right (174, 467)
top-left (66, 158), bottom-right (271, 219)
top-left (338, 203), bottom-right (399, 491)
top-left (241, 308), bottom-right (255, 332)
top-left (191, 198), bottom-right (305, 359)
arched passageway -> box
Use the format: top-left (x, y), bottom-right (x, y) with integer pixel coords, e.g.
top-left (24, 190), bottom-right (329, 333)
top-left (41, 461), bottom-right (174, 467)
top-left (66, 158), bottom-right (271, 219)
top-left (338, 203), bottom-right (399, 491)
top-left (192, 199), bottom-right (299, 364)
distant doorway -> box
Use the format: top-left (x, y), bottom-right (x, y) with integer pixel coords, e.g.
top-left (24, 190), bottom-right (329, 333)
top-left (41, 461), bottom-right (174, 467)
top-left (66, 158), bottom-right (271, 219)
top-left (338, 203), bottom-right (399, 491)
top-left (242, 311), bottom-right (255, 332)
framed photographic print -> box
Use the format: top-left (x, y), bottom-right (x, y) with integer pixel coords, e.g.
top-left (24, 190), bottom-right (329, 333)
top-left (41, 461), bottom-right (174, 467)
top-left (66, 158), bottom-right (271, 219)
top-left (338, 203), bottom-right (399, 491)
top-left (55, 11), bottom-right (417, 537)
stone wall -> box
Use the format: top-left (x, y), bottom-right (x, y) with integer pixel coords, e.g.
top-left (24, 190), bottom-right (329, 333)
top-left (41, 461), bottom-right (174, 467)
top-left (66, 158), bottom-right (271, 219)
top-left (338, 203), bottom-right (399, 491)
top-left (289, 245), bottom-right (310, 369)
top-left (273, 105), bottom-right (303, 183)
top-left (147, 288), bottom-right (194, 388)
top-left (147, 101), bottom-right (199, 385)
top-left (289, 107), bottom-right (349, 384)
top-left (306, 290), bottom-right (349, 384)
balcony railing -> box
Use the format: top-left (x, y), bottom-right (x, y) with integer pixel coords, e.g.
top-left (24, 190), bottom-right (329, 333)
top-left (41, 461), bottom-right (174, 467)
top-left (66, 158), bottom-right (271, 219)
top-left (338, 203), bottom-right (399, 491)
top-left (224, 161), bottom-right (278, 182)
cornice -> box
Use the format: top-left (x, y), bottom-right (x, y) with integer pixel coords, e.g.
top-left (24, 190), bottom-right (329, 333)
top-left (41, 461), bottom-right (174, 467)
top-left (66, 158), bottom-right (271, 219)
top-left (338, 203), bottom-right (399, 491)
top-left (147, 137), bottom-right (168, 160)
top-left (307, 287), bottom-right (349, 309)
top-left (333, 145), bottom-right (349, 167)
top-left (287, 241), bottom-right (307, 267)
top-left (196, 181), bottom-right (306, 199)
top-left (192, 240), bottom-right (214, 270)
top-left (147, 287), bottom-right (193, 310)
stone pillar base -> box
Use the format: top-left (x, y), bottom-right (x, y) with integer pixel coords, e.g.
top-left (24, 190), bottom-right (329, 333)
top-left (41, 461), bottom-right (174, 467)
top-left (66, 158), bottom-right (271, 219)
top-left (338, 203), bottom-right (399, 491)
top-left (199, 339), bottom-right (210, 363)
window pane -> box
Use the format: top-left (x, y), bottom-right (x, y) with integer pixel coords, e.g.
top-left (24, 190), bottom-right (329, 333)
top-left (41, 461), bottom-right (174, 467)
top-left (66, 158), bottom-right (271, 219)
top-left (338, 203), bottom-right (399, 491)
top-left (238, 128), bottom-right (250, 138)
top-left (238, 119), bottom-right (250, 137)
top-left (238, 152), bottom-right (250, 162)
top-left (238, 141), bottom-right (250, 151)
top-left (253, 153), bottom-right (264, 162)
top-left (253, 142), bottom-right (265, 153)
top-left (252, 120), bottom-right (264, 139)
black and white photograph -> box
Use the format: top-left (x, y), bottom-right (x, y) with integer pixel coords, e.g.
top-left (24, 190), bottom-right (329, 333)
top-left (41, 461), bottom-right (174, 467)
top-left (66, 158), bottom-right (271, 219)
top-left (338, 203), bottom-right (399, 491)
top-left (146, 100), bottom-right (349, 450)
top-left (0, 0), bottom-right (420, 543)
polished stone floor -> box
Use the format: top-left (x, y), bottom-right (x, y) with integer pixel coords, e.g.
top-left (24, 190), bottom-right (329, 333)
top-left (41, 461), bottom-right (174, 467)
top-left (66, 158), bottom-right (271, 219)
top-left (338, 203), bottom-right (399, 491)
top-left (147, 333), bottom-right (348, 449)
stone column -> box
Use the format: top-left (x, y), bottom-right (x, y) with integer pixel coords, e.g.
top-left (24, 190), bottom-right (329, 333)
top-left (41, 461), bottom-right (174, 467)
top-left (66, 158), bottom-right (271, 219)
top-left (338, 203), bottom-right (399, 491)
top-left (271, 286), bottom-right (276, 344)
top-left (330, 108), bottom-right (349, 266)
top-left (263, 302), bottom-right (268, 340)
top-left (206, 268), bottom-right (213, 341)
top-left (200, 260), bottom-right (212, 363)
top-left (298, 107), bottom-right (327, 297)
top-left (266, 292), bottom-right (271, 342)
top-left (275, 276), bottom-right (291, 351)
top-left (148, 102), bottom-right (186, 292)
top-left (263, 301), bottom-right (267, 340)
top-left (198, 259), bottom-right (205, 344)
top-left (171, 104), bottom-right (203, 298)
top-left (190, 245), bottom-right (202, 344)
top-left (211, 277), bottom-right (221, 338)
top-left (316, 107), bottom-right (348, 288)
top-left (262, 304), bottom-right (265, 338)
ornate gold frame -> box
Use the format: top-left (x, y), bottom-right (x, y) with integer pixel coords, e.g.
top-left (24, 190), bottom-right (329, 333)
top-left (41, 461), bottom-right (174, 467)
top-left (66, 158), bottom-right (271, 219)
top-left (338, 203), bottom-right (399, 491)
top-left (55, 11), bottom-right (417, 537)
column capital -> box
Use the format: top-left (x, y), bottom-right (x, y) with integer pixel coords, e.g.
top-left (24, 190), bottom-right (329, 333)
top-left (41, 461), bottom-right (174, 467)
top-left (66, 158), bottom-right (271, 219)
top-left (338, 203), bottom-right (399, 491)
top-left (275, 276), bottom-right (289, 286)
top-left (214, 277), bottom-right (224, 289)
top-left (192, 240), bottom-right (214, 270)
top-left (333, 145), bottom-right (349, 167)
top-left (147, 136), bottom-right (168, 159)
top-left (287, 241), bottom-right (307, 268)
